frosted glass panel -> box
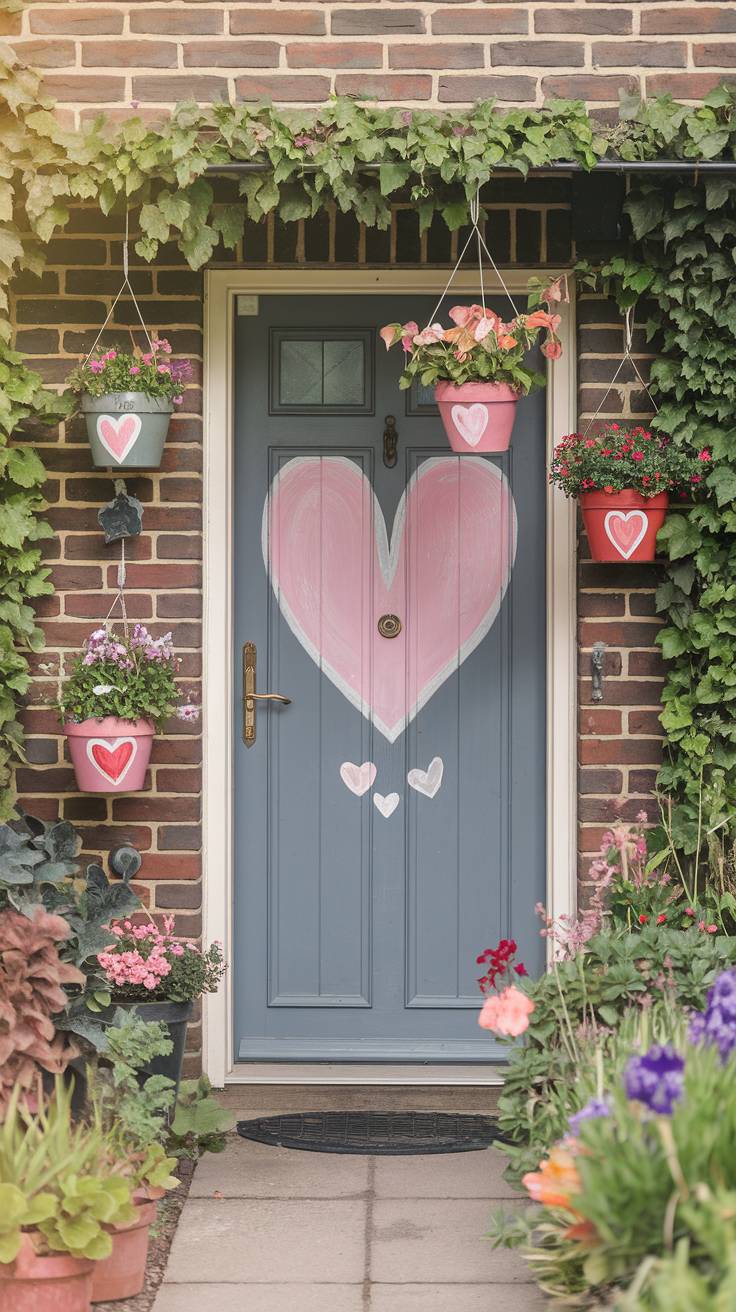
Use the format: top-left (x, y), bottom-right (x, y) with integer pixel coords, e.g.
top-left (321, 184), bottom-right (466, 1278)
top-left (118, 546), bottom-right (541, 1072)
top-left (323, 340), bottom-right (364, 405)
top-left (280, 340), bottom-right (323, 406)
top-left (272, 331), bottom-right (373, 414)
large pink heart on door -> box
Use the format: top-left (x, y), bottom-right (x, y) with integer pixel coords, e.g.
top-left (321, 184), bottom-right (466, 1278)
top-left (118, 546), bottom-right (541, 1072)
top-left (96, 413), bottom-right (142, 464)
top-left (86, 737), bottom-right (136, 785)
top-left (604, 509), bottom-right (648, 560)
top-left (263, 456), bottom-right (517, 741)
top-left (450, 403), bottom-right (489, 447)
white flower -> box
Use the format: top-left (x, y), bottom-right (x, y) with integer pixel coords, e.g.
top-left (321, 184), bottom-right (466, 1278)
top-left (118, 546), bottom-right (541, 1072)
top-left (93, 684), bottom-right (117, 695)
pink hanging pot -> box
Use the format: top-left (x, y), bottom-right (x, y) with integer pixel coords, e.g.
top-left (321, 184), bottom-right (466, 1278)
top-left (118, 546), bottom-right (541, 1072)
top-left (434, 381), bottom-right (520, 453)
top-left (64, 717), bottom-right (154, 793)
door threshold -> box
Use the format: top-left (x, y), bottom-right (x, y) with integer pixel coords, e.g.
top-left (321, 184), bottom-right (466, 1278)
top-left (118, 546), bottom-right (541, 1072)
top-left (226, 1062), bottom-right (507, 1086)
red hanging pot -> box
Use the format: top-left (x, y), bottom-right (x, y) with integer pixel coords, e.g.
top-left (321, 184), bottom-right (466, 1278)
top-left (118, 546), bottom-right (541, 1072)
top-left (434, 381), bottom-right (519, 453)
top-left (581, 490), bottom-right (669, 563)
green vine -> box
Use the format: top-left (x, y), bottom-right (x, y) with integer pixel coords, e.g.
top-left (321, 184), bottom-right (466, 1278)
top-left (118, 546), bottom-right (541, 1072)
top-left (2, 35), bottom-right (736, 834)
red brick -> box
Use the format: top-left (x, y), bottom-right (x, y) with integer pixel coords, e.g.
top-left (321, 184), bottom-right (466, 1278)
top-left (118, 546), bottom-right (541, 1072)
top-left (133, 75), bottom-right (229, 101)
top-left (105, 563), bottom-right (201, 589)
top-left (642, 7), bottom-right (736, 34)
top-left (579, 621), bottom-right (661, 647)
top-left (151, 739), bottom-right (202, 766)
top-left (432, 9), bottom-right (527, 35)
top-left (15, 40), bottom-right (77, 67)
top-left (155, 769), bottom-right (202, 793)
top-left (230, 10), bottom-right (326, 36)
top-left (629, 651), bottom-right (666, 677)
top-left (389, 42), bottom-right (483, 68)
top-left (30, 9), bottom-right (124, 35)
top-left (578, 592), bottom-right (625, 617)
top-left (16, 797), bottom-right (60, 821)
top-left (332, 10), bottom-right (425, 35)
top-left (491, 40), bottom-right (585, 65)
top-left (157, 535), bottom-right (202, 560)
top-left (156, 594), bottom-right (203, 619)
top-left (82, 41), bottom-right (178, 68)
top-left (16, 767), bottom-right (77, 792)
top-left (64, 592), bottom-right (154, 619)
top-left (49, 565), bottom-right (103, 590)
top-left (535, 8), bottom-right (632, 34)
top-left (183, 41), bottom-right (280, 66)
top-left (645, 71), bottom-right (729, 97)
top-left (25, 739), bottom-right (60, 766)
top-left (159, 825), bottom-right (202, 851)
top-left (22, 709), bottom-right (63, 736)
top-left (629, 770), bottom-right (659, 794)
top-left (32, 73), bottom-right (127, 102)
top-left (235, 74), bottom-right (331, 101)
top-left (440, 74), bottom-right (537, 100)
top-left (335, 73), bottom-right (433, 99)
top-left (140, 854), bottom-right (202, 879)
top-left (287, 42), bottom-right (383, 68)
top-left (113, 797), bottom-right (200, 822)
top-left (579, 767), bottom-right (623, 794)
top-left (579, 708), bottom-right (622, 736)
top-left (79, 825), bottom-right (153, 852)
top-left (628, 710), bottom-right (664, 736)
top-left (579, 739), bottom-right (663, 766)
top-left (130, 9), bottom-right (224, 34)
top-left (593, 41), bottom-right (687, 67)
top-left (580, 680), bottom-right (664, 708)
top-left (694, 43), bottom-right (736, 65)
top-left (0, 10), bottom-right (21, 34)
top-left (154, 882), bottom-right (202, 909)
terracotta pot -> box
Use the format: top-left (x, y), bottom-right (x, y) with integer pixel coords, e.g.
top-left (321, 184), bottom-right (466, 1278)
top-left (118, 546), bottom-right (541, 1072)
top-left (90, 1198), bottom-right (157, 1303)
top-left (0, 1233), bottom-right (94, 1312)
top-left (64, 717), bottom-right (155, 793)
top-left (580, 489), bottom-right (669, 563)
top-left (434, 381), bottom-right (520, 453)
top-left (81, 392), bottom-right (172, 470)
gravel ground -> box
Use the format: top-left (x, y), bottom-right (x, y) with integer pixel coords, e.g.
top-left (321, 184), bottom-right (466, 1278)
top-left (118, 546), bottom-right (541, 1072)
top-left (94, 1159), bottom-right (195, 1312)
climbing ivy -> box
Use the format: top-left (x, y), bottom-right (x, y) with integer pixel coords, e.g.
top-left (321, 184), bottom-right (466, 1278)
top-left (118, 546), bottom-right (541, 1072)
top-left (2, 35), bottom-right (736, 830)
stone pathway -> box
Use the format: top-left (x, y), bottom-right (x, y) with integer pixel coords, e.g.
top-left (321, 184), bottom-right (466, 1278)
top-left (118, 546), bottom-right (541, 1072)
top-left (152, 1135), bottom-right (544, 1310)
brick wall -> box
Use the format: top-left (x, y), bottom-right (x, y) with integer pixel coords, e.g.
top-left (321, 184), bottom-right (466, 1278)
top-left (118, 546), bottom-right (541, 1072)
top-left (8, 2), bottom-right (736, 119)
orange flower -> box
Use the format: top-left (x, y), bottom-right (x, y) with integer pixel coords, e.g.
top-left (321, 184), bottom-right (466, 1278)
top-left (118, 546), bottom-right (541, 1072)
top-left (525, 310), bottom-right (561, 333)
top-left (496, 334), bottom-right (518, 350)
top-left (522, 1144), bottom-right (581, 1210)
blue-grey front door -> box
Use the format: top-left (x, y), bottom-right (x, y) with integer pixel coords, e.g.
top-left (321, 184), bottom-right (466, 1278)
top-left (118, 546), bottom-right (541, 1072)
top-left (233, 294), bottom-right (546, 1062)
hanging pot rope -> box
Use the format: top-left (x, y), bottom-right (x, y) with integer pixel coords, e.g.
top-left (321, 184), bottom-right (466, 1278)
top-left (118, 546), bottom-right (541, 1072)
top-left (424, 187), bottom-right (521, 331)
top-left (83, 207), bottom-right (155, 366)
top-left (582, 307), bottom-right (659, 437)
top-left (101, 538), bottom-right (129, 639)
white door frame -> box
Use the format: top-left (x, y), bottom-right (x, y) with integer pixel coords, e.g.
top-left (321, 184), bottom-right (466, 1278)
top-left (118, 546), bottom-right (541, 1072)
top-left (202, 268), bottom-right (577, 1086)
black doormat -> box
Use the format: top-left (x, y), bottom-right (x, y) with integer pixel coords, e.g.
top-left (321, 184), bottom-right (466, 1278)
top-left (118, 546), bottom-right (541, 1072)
top-left (236, 1111), bottom-right (502, 1155)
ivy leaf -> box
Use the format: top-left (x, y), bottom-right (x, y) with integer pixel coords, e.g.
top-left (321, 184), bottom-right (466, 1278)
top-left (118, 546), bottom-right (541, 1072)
top-left (707, 465), bottom-right (736, 508)
top-left (379, 162), bottom-right (410, 196)
top-left (626, 191), bottom-right (665, 240)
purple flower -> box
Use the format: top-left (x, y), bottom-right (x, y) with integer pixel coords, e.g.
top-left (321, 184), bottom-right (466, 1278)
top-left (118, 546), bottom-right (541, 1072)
top-left (689, 967), bottom-right (736, 1060)
top-left (568, 1096), bottom-right (611, 1137)
top-left (177, 703), bottom-right (200, 724)
top-left (88, 359), bottom-right (104, 374)
top-left (169, 359), bottom-right (192, 383)
top-left (624, 1044), bottom-right (685, 1115)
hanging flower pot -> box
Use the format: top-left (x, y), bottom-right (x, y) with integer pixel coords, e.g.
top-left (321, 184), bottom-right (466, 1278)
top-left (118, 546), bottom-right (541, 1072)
top-left (64, 717), bottom-right (155, 793)
top-left (0, 1235), bottom-right (94, 1312)
top-left (90, 1195), bottom-right (157, 1304)
top-left (434, 380), bottom-right (519, 453)
top-left (60, 625), bottom-right (200, 794)
top-left (549, 423), bottom-right (711, 565)
top-left (67, 339), bottom-right (192, 471)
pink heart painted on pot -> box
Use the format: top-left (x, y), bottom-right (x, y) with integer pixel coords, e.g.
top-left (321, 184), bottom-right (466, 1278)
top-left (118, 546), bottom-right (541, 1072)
top-left (86, 737), bottom-right (137, 785)
top-left (96, 413), bottom-right (142, 464)
top-left (264, 456), bottom-right (516, 742)
top-left (450, 403), bottom-right (489, 447)
top-left (604, 509), bottom-right (648, 560)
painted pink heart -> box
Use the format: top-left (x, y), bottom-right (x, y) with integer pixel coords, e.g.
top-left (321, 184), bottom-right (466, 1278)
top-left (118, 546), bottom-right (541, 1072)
top-left (263, 456), bottom-right (516, 741)
top-left (96, 413), bottom-right (142, 464)
top-left (450, 403), bottom-right (488, 447)
top-left (604, 509), bottom-right (648, 560)
top-left (87, 738), bottom-right (136, 785)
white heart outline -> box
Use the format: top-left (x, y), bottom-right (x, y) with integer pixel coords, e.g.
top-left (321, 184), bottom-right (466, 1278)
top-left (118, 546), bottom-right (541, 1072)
top-left (450, 403), bottom-right (489, 447)
top-left (96, 413), bottom-right (143, 464)
top-left (340, 761), bottom-right (377, 797)
top-left (373, 792), bottom-right (400, 819)
top-left (407, 756), bottom-right (444, 799)
top-left (85, 737), bottom-right (138, 786)
top-left (603, 509), bottom-right (648, 560)
top-left (262, 457), bottom-right (517, 743)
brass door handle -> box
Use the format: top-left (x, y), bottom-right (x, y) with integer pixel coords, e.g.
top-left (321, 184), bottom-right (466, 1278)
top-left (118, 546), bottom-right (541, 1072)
top-left (243, 643), bottom-right (291, 746)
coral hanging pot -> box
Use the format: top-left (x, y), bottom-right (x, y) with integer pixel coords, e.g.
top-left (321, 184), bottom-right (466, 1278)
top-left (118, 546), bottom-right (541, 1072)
top-left (581, 490), bottom-right (669, 563)
top-left (91, 1197), bottom-right (157, 1304)
top-left (0, 1234), bottom-right (94, 1312)
top-left (64, 717), bottom-right (154, 793)
top-left (81, 392), bottom-right (172, 470)
top-left (434, 381), bottom-right (520, 453)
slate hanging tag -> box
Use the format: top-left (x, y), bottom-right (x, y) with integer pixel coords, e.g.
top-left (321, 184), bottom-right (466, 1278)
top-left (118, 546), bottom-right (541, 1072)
top-left (98, 479), bottom-right (144, 544)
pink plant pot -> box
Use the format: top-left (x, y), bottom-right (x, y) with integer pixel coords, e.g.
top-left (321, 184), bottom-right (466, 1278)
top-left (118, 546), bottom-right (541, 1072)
top-left (64, 717), bottom-right (154, 793)
top-left (91, 1199), bottom-right (157, 1303)
top-left (434, 381), bottom-right (520, 453)
top-left (0, 1234), bottom-right (94, 1312)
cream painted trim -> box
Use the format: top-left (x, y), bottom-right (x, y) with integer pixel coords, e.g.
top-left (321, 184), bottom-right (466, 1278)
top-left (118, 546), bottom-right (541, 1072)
top-left (202, 268), bottom-right (577, 1086)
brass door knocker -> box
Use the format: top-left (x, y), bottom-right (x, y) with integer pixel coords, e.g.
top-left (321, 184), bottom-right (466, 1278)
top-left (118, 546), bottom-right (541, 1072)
top-left (383, 415), bottom-right (398, 468)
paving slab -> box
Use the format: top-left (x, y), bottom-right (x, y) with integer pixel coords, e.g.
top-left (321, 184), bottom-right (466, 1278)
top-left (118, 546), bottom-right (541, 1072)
top-left (163, 1197), bottom-right (366, 1284)
top-left (190, 1136), bottom-right (370, 1198)
top-left (154, 1284), bottom-right (364, 1312)
top-left (370, 1284), bottom-right (546, 1310)
top-left (370, 1198), bottom-right (532, 1284)
top-left (373, 1145), bottom-right (518, 1199)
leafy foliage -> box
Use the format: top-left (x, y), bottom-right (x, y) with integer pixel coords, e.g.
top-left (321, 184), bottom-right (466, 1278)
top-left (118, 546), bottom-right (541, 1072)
top-left (66, 337), bottom-right (191, 403)
top-left (549, 423), bottom-right (706, 498)
top-left (168, 1075), bottom-right (234, 1160)
top-left (59, 624), bottom-right (181, 730)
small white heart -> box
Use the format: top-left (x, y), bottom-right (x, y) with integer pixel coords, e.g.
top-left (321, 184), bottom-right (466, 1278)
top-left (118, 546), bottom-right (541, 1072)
top-left (340, 760), bottom-right (377, 796)
top-left (603, 509), bottom-right (648, 560)
top-left (450, 403), bottom-right (488, 447)
top-left (373, 791), bottom-right (400, 819)
top-left (407, 756), bottom-right (444, 799)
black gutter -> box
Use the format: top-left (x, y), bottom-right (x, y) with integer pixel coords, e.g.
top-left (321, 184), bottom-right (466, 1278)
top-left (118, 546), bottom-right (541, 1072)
top-left (205, 159), bottom-right (736, 175)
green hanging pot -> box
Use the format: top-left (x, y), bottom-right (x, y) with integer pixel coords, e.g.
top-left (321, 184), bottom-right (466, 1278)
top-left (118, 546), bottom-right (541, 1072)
top-left (81, 392), bottom-right (173, 470)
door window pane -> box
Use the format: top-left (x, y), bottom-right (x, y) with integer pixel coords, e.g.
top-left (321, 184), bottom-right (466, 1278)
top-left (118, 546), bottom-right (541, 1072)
top-left (271, 330), bottom-right (374, 414)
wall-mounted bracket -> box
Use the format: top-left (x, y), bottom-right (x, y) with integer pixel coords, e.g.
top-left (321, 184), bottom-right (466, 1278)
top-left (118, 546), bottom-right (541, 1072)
top-left (591, 641), bottom-right (606, 703)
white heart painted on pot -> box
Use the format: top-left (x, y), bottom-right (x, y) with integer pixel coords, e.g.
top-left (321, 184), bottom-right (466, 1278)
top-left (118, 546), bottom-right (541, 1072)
top-left (373, 791), bottom-right (400, 819)
top-left (340, 760), bottom-right (377, 796)
top-left (96, 413), bottom-right (142, 464)
top-left (603, 509), bottom-right (648, 560)
top-left (450, 403), bottom-right (489, 447)
top-left (407, 756), bottom-right (444, 799)
top-left (85, 737), bottom-right (137, 785)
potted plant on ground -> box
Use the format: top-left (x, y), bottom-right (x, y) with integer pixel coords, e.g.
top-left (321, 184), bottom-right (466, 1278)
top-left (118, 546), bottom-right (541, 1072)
top-left (59, 624), bottom-right (198, 794)
top-left (96, 917), bottom-right (226, 1093)
top-left (549, 423), bottom-right (710, 562)
top-left (380, 279), bottom-right (564, 452)
top-left (0, 1080), bottom-right (134, 1312)
top-left (66, 338), bottom-right (191, 470)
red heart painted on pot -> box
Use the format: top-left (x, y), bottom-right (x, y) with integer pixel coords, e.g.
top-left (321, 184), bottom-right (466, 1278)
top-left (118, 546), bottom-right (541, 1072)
top-left (604, 509), bottom-right (648, 560)
top-left (87, 738), bottom-right (137, 785)
top-left (96, 413), bottom-right (142, 464)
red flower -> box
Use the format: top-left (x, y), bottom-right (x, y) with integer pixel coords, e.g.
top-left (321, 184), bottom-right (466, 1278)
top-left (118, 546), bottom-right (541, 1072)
top-left (514, 962), bottom-right (528, 977)
top-left (631, 451), bottom-right (644, 461)
top-left (603, 485), bottom-right (614, 494)
top-left (698, 448), bottom-right (711, 461)
top-left (656, 913), bottom-right (666, 925)
top-left (685, 907), bottom-right (696, 918)
top-left (638, 914), bottom-right (648, 925)
top-left (691, 475), bottom-right (702, 484)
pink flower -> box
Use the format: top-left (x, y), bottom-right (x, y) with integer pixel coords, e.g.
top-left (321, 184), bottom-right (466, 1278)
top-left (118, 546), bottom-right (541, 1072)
top-left (413, 323), bottom-right (445, 346)
top-left (541, 338), bottom-right (563, 360)
top-left (89, 360), bottom-right (104, 374)
top-left (698, 448), bottom-right (711, 461)
top-left (478, 985), bottom-right (534, 1037)
top-left (379, 325), bottom-right (398, 351)
top-left (448, 304), bottom-right (475, 328)
top-left (474, 316), bottom-right (498, 343)
top-left (157, 364), bottom-right (171, 374)
top-left (400, 321), bottom-right (419, 352)
top-left (105, 350), bottom-right (117, 361)
top-left (172, 394), bottom-right (183, 405)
